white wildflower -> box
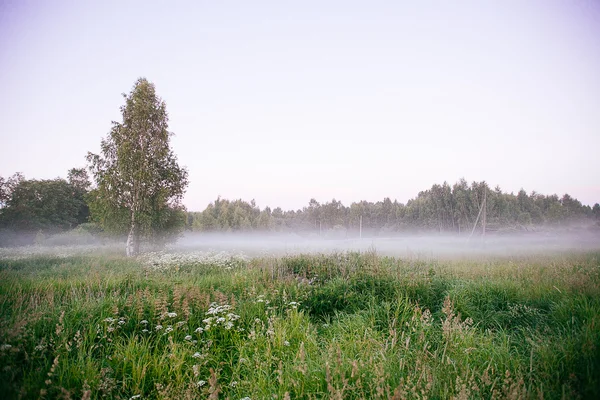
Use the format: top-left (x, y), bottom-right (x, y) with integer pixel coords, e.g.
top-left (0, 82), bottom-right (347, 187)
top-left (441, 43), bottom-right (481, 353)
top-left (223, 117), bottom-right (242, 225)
top-left (195, 327), bottom-right (204, 333)
top-left (197, 380), bottom-right (206, 387)
top-left (155, 325), bottom-right (163, 331)
top-left (192, 352), bottom-right (201, 358)
top-left (226, 313), bottom-right (240, 321)
top-left (140, 320), bottom-right (148, 325)
top-left (165, 326), bottom-right (173, 333)
top-left (184, 335), bottom-right (192, 341)
top-left (167, 312), bottom-right (177, 318)
top-left (284, 340), bottom-right (290, 346)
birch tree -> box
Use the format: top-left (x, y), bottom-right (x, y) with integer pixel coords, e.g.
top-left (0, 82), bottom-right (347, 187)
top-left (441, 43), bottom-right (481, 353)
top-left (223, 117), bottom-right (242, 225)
top-left (87, 78), bottom-right (188, 256)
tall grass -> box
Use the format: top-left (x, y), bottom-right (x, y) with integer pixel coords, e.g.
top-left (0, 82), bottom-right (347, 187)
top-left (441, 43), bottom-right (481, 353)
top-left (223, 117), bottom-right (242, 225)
top-left (0, 251), bottom-right (599, 399)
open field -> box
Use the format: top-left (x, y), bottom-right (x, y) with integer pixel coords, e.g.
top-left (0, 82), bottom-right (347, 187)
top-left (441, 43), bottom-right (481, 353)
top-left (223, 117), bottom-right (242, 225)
top-left (1, 248), bottom-right (600, 399)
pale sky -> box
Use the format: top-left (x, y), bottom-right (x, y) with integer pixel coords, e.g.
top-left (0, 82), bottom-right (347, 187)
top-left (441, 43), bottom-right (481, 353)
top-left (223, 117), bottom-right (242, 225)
top-left (1, 0), bottom-right (599, 211)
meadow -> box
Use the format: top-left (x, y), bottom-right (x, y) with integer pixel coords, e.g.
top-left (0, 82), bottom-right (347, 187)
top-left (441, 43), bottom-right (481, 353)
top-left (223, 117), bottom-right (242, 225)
top-left (0, 248), bottom-right (599, 399)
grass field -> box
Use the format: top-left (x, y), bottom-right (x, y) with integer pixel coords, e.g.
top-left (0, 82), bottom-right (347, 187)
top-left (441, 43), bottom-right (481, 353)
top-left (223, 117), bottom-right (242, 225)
top-left (1, 249), bottom-right (599, 399)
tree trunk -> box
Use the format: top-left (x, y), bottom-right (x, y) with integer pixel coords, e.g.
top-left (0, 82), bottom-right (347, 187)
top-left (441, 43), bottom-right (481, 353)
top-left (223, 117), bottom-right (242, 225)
top-left (126, 212), bottom-right (138, 257)
top-left (134, 225), bottom-right (141, 255)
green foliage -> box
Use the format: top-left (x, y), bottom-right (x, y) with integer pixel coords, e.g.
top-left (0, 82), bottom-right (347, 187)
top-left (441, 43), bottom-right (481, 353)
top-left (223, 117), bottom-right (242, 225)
top-left (86, 78), bottom-right (188, 254)
top-left (187, 179), bottom-right (596, 235)
top-left (2, 252), bottom-right (599, 399)
top-left (0, 174), bottom-right (89, 243)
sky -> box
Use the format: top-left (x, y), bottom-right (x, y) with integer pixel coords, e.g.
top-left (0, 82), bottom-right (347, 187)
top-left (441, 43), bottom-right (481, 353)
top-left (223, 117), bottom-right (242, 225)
top-left (1, 0), bottom-right (599, 211)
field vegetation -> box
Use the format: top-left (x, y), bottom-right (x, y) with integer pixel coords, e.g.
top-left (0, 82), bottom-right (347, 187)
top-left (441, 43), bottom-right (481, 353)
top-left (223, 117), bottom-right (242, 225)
top-left (1, 250), bottom-right (599, 399)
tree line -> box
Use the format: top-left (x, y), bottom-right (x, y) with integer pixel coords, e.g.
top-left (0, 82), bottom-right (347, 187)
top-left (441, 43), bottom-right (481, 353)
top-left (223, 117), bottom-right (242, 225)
top-left (186, 181), bottom-right (600, 237)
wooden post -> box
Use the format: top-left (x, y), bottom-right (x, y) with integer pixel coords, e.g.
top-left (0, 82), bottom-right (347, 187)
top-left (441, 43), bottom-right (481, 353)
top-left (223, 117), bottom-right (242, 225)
top-left (482, 191), bottom-right (487, 237)
top-left (359, 215), bottom-right (362, 239)
top-left (468, 195), bottom-right (486, 241)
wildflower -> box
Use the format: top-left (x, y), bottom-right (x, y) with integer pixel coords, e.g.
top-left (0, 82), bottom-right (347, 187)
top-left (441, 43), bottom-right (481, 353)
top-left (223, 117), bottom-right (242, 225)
top-left (107, 327), bottom-right (115, 332)
top-left (197, 380), bottom-right (206, 387)
top-left (118, 320), bottom-right (126, 325)
top-left (192, 352), bottom-right (201, 358)
top-left (0, 344), bottom-right (12, 351)
top-left (216, 317), bottom-right (225, 324)
top-left (155, 325), bottom-right (163, 331)
top-left (284, 340), bottom-right (290, 346)
top-left (167, 312), bottom-right (177, 318)
top-left (103, 317), bottom-right (115, 323)
top-left (165, 326), bottom-right (173, 333)
top-left (230, 381), bottom-right (238, 387)
top-left (202, 318), bottom-right (213, 325)
top-left (226, 313), bottom-right (240, 321)
top-left (176, 321), bottom-right (186, 327)
top-left (184, 335), bottom-right (192, 341)
top-left (225, 322), bottom-right (234, 330)
top-left (140, 320), bottom-right (148, 325)
top-left (142, 329), bottom-right (149, 333)
top-left (195, 327), bottom-right (204, 333)
top-left (240, 397), bottom-right (251, 400)
top-left (239, 358), bottom-right (247, 363)
top-left (130, 395), bottom-right (141, 399)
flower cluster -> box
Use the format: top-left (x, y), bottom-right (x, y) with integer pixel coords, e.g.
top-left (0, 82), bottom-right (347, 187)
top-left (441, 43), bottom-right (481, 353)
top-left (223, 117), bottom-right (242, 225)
top-left (103, 316), bottom-right (127, 333)
top-left (139, 251), bottom-right (249, 271)
top-left (198, 303), bottom-right (241, 332)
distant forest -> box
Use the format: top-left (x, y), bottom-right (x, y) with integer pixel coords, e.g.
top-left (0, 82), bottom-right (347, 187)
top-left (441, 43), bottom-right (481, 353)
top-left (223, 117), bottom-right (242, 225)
top-left (1, 171), bottom-right (599, 246)
top-left (187, 179), bottom-right (600, 236)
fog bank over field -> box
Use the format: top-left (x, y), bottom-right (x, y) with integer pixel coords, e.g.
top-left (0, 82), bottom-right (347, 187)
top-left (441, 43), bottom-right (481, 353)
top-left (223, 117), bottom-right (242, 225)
top-left (1, 230), bottom-right (599, 261)
top-left (173, 231), bottom-right (600, 259)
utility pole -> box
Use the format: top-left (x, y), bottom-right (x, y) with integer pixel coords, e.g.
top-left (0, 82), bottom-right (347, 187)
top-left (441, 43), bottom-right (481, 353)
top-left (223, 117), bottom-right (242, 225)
top-left (359, 215), bottom-right (362, 239)
top-left (482, 190), bottom-right (487, 237)
top-left (468, 193), bottom-right (486, 241)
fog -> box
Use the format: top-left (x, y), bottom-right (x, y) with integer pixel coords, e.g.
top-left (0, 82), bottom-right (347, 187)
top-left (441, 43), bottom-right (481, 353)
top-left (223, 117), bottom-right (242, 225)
top-left (1, 230), bottom-right (599, 261)
top-left (172, 231), bottom-right (600, 259)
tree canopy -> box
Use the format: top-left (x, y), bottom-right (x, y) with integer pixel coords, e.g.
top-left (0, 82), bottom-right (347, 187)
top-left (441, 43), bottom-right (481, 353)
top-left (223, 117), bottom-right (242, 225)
top-left (86, 78), bottom-right (188, 255)
top-left (186, 180), bottom-right (599, 236)
top-left (0, 172), bottom-right (89, 245)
